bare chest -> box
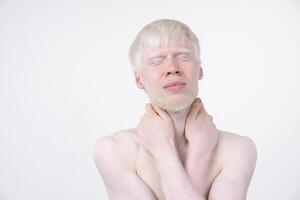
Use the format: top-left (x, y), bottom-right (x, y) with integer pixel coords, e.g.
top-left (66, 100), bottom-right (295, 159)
top-left (135, 146), bottom-right (222, 200)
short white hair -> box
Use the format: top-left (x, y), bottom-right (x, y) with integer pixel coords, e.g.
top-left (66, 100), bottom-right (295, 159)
top-left (129, 19), bottom-right (201, 72)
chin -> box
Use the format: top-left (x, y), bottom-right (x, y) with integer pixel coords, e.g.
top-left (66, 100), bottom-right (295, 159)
top-left (150, 94), bottom-right (195, 112)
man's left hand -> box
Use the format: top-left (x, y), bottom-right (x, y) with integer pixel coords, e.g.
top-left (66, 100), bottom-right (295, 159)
top-left (185, 98), bottom-right (219, 155)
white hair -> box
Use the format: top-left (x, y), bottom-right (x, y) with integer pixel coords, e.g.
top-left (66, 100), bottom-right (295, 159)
top-left (129, 19), bottom-right (201, 72)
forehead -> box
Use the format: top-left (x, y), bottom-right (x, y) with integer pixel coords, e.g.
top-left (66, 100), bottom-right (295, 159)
top-left (142, 38), bottom-right (194, 57)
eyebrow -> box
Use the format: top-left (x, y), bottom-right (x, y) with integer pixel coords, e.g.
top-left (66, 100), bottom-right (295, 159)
top-left (147, 48), bottom-right (192, 60)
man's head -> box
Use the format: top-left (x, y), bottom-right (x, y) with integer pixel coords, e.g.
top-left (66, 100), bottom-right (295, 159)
top-left (129, 19), bottom-right (203, 112)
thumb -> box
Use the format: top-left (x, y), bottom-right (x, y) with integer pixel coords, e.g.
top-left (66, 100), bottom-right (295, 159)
top-left (151, 103), bottom-right (169, 120)
top-left (187, 98), bottom-right (202, 120)
top-left (145, 103), bottom-right (155, 115)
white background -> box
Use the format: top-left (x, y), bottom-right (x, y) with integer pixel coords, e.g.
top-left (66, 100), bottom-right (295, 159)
top-left (0, 0), bottom-right (299, 199)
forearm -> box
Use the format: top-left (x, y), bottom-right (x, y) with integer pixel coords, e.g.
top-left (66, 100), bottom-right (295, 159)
top-left (185, 143), bottom-right (213, 197)
top-left (152, 142), bottom-right (206, 200)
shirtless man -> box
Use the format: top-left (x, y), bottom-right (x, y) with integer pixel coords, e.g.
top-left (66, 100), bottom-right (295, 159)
top-left (93, 19), bottom-right (257, 200)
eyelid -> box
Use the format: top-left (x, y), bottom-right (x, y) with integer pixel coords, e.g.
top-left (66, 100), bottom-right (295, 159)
top-left (176, 53), bottom-right (190, 61)
top-left (149, 57), bottom-right (164, 66)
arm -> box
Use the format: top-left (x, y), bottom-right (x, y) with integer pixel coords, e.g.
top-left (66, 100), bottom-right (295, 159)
top-left (93, 136), bottom-right (157, 200)
top-left (151, 141), bottom-right (206, 200)
top-left (184, 146), bottom-right (213, 197)
top-left (184, 98), bottom-right (220, 198)
top-left (184, 98), bottom-right (257, 199)
top-left (208, 136), bottom-right (257, 200)
top-left (137, 103), bottom-right (206, 200)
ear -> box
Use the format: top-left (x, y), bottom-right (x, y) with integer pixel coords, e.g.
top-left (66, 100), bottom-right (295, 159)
top-left (134, 71), bottom-right (144, 89)
top-left (198, 66), bottom-right (204, 80)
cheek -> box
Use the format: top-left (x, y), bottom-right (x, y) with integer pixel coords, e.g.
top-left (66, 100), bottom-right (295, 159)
top-left (185, 68), bottom-right (197, 79)
top-left (143, 69), bottom-right (161, 82)
top-left (142, 77), bottom-right (162, 94)
top-left (190, 67), bottom-right (201, 79)
top-left (187, 70), bottom-right (200, 87)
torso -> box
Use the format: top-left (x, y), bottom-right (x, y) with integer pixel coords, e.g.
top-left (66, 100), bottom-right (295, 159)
top-left (111, 128), bottom-right (240, 200)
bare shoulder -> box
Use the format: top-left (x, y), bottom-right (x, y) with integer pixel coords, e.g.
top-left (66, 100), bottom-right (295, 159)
top-left (218, 130), bottom-right (256, 148)
top-left (93, 129), bottom-right (158, 199)
top-left (207, 130), bottom-right (257, 199)
top-left (217, 130), bottom-right (257, 167)
top-left (93, 128), bottom-right (139, 170)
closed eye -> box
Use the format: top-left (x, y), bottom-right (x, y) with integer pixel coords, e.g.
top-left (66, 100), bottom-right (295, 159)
top-left (149, 57), bottom-right (164, 66)
top-left (176, 53), bottom-right (190, 62)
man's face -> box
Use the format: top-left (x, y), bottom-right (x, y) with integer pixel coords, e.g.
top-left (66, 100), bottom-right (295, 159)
top-left (135, 39), bottom-right (203, 112)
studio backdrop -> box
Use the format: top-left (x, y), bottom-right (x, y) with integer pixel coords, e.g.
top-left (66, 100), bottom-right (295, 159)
top-left (0, 0), bottom-right (299, 199)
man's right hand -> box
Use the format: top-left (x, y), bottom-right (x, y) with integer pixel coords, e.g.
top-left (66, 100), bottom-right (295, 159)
top-left (136, 103), bottom-right (176, 157)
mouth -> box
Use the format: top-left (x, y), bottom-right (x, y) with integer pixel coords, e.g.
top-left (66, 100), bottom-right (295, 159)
top-left (163, 81), bottom-right (186, 92)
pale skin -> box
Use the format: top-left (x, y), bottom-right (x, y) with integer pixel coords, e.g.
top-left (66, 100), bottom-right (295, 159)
top-left (93, 39), bottom-right (257, 200)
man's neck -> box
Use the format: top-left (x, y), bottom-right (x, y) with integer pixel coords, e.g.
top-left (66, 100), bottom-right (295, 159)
top-left (166, 105), bottom-right (191, 148)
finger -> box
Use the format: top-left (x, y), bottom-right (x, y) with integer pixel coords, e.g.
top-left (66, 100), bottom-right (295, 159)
top-left (195, 97), bottom-right (202, 103)
top-left (197, 102), bottom-right (210, 120)
top-left (187, 98), bottom-right (202, 120)
top-left (145, 103), bottom-right (157, 116)
top-left (201, 103), bottom-right (209, 115)
top-left (145, 103), bottom-right (164, 121)
top-left (151, 103), bottom-right (169, 120)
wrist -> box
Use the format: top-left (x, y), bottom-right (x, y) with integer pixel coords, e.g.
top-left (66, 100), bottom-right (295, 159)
top-left (151, 140), bottom-right (177, 159)
top-left (187, 141), bottom-right (214, 157)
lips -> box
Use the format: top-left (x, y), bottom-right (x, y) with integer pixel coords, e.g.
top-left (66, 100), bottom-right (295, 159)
top-left (163, 81), bottom-right (186, 88)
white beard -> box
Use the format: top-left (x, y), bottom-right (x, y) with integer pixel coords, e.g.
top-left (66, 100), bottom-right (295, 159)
top-left (145, 85), bottom-right (198, 112)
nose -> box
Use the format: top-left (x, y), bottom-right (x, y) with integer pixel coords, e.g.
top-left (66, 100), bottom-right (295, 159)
top-left (165, 57), bottom-right (181, 76)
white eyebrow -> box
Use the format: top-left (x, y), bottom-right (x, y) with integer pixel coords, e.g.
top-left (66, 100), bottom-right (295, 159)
top-left (172, 48), bottom-right (192, 54)
top-left (147, 48), bottom-right (192, 59)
